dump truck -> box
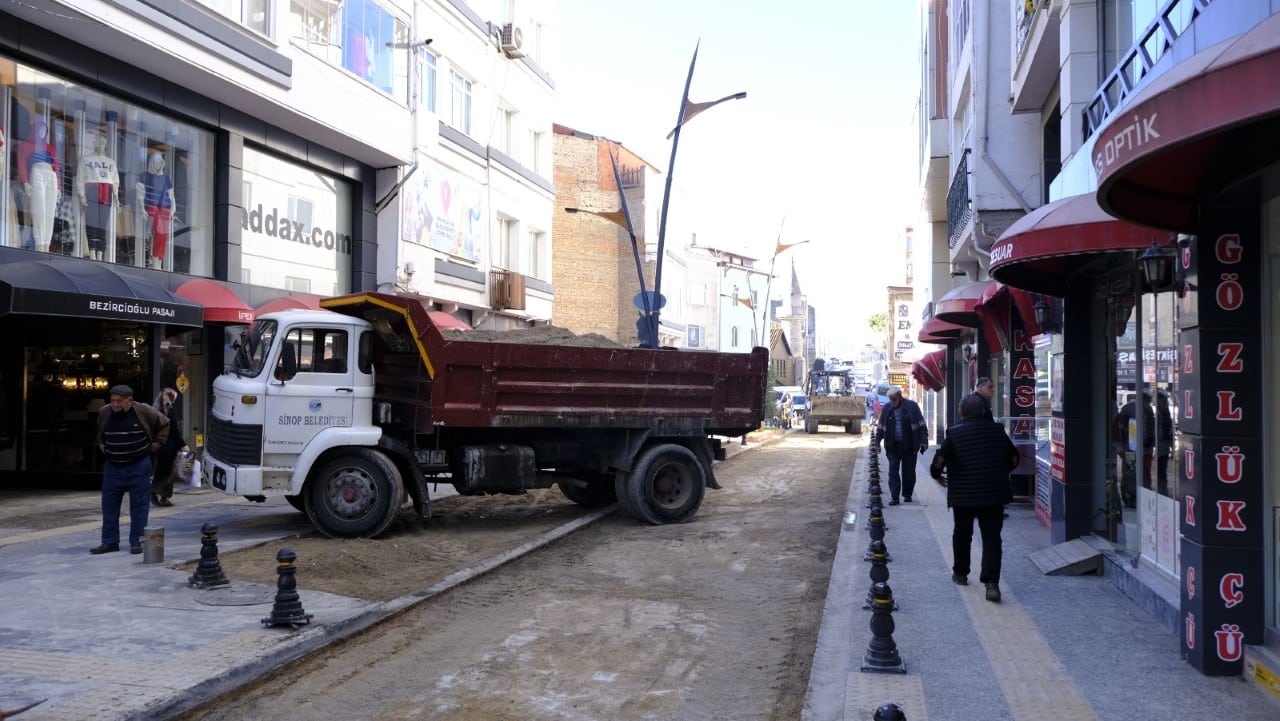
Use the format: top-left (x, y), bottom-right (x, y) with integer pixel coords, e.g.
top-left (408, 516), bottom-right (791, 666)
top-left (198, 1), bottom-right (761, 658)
top-left (802, 365), bottom-right (868, 435)
top-left (202, 292), bottom-right (768, 538)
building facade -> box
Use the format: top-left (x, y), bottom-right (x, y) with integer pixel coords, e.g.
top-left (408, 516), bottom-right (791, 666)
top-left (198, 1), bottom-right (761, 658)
top-left (0, 0), bottom-right (555, 488)
top-left (917, 0), bottom-right (1280, 686)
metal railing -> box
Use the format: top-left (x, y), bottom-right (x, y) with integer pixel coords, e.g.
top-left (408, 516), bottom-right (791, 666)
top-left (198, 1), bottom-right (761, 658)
top-left (1082, 0), bottom-right (1213, 141)
top-left (946, 149), bottom-right (972, 249)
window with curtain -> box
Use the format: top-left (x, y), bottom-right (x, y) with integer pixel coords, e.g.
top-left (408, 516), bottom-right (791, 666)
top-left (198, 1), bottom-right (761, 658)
top-left (289, 0), bottom-right (408, 100)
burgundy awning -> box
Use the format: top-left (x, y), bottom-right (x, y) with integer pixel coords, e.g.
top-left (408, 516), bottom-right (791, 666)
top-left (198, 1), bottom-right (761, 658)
top-left (175, 278), bottom-right (254, 324)
top-left (255, 294), bottom-right (323, 315)
top-left (918, 316), bottom-right (966, 344)
top-left (1094, 13), bottom-right (1280, 232)
top-left (989, 193), bottom-right (1166, 297)
top-left (1009, 287), bottom-right (1045, 339)
top-left (974, 282), bottom-right (1011, 353)
top-left (911, 349), bottom-right (946, 392)
top-left (428, 310), bottom-right (471, 331)
top-left (933, 280), bottom-right (994, 326)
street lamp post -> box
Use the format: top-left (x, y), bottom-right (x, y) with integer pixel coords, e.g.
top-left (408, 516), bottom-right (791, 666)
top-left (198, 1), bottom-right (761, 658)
top-left (651, 43), bottom-right (746, 348)
top-left (762, 235), bottom-right (810, 344)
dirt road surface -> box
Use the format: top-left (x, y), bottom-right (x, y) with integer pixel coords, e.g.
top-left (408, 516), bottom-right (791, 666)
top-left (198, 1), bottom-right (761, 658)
top-left (178, 431), bottom-right (860, 721)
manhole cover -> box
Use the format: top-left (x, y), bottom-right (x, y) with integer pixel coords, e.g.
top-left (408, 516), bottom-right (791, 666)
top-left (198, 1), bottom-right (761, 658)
top-left (195, 585), bottom-right (276, 606)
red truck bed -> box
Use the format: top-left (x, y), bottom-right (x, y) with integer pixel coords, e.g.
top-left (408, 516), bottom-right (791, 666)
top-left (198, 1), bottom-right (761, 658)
top-left (321, 292), bottom-right (767, 437)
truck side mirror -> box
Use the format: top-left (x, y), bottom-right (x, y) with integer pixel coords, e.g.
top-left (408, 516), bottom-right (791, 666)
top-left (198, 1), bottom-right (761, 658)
top-left (277, 340), bottom-right (298, 382)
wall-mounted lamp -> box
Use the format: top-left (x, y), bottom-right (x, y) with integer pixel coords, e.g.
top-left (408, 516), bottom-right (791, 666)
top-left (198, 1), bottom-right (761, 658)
top-left (1032, 294), bottom-right (1051, 330)
top-left (387, 39), bottom-right (433, 50)
top-left (1138, 239), bottom-right (1175, 291)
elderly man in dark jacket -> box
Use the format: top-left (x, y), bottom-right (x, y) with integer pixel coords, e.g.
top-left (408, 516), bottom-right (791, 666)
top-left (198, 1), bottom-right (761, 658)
top-left (929, 393), bottom-right (1019, 602)
top-left (875, 388), bottom-right (929, 505)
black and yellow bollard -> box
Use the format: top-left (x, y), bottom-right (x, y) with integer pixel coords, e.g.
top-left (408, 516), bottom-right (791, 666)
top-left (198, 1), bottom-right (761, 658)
top-left (188, 523), bottom-right (229, 589)
top-left (873, 702), bottom-right (906, 720)
top-left (262, 547), bottom-right (313, 628)
top-left (863, 540), bottom-right (897, 610)
top-left (860, 582), bottom-right (906, 674)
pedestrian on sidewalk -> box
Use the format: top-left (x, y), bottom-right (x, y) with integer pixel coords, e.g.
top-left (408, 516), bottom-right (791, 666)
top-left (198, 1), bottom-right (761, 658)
top-left (92, 385), bottom-right (168, 555)
top-left (150, 387), bottom-right (189, 507)
top-left (966, 376), bottom-right (995, 421)
top-left (875, 388), bottom-right (928, 505)
top-left (929, 393), bottom-right (1019, 602)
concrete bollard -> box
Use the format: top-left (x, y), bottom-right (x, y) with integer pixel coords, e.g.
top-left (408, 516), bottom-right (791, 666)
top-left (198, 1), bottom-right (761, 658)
top-left (141, 526), bottom-right (164, 564)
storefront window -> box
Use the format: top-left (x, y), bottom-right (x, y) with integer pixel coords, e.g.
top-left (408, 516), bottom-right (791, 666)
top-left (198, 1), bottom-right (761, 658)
top-left (240, 146), bottom-right (352, 295)
top-left (0, 59), bottom-right (215, 276)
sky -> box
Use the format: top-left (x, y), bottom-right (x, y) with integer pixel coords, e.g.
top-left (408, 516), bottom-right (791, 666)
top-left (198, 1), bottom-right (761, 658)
top-left (550, 0), bottom-right (922, 358)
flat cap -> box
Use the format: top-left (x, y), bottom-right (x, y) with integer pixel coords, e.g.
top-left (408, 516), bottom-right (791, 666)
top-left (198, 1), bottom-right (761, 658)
top-left (108, 384), bottom-right (134, 397)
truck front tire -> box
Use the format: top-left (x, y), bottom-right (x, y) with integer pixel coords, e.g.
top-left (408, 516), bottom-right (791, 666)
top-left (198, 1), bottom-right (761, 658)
top-left (618, 444), bottom-right (706, 524)
top-left (306, 448), bottom-right (405, 538)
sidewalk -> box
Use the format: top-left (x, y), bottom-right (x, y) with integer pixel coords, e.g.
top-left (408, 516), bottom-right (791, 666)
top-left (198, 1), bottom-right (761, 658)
top-left (803, 445), bottom-right (1280, 721)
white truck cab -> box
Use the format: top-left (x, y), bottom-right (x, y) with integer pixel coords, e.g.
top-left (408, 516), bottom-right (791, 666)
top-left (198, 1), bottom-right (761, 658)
top-left (202, 310), bottom-right (380, 498)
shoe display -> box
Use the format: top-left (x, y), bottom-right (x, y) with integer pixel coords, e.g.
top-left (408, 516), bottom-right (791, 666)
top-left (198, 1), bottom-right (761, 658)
top-left (985, 583), bottom-right (1002, 603)
top-left (130, 545), bottom-right (143, 555)
top-left (888, 499), bottom-right (900, 506)
top-left (89, 543), bottom-right (119, 555)
top-left (952, 573), bottom-right (968, 586)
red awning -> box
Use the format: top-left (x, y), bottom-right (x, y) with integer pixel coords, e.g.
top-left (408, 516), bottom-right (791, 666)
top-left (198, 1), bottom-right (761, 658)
top-left (933, 280), bottom-right (994, 327)
top-left (918, 316), bottom-right (967, 344)
top-left (988, 193), bottom-right (1166, 296)
top-left (974, 282), bottom-right (1011, 353)
top-left (428, 310), bottom-right (470, 331)
top-left (1094, 13), bottom-right (1280, 232)
top-left (911, 349), bottom-right (946, 392)
top-left (255, 294), bottom-right (323, 315)
top-left (175, 278), bottom-right (255, 324)
top-left (1009, 287), bottom-right (1045, 338)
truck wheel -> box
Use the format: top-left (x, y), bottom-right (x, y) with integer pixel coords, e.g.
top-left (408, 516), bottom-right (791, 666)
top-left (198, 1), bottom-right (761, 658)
top-left (805, 418), bottom-right (819, 434)
top-left (620, 444), bottom-right (705, 524)
top-left (306, 448), bottom-right (404, 538)
top-left (285, 495), bottom-right (305, 513)
top-left (557, 476), bottom-right (618, 508)
top-left (850, 419), bottom-right (863, 435)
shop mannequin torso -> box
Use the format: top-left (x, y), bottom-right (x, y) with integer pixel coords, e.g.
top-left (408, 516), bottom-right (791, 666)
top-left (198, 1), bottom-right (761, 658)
top-left (137, 152), bottom-right (174, 270)
top-left (18, 120), bottom-right (60, 253)
top-left (77, 131), bottom-right (119, 261)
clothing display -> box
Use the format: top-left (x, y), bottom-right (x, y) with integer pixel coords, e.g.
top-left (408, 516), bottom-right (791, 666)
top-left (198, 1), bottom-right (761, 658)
top-left (137, 151), bottom-right (174, 269)
top-left (76, 130), bottom-right (119, 261)
top-left (18, 119), bottom-right (60, 253)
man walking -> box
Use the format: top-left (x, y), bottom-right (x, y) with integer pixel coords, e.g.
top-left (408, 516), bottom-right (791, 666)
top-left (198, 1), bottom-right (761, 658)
top-left (92, 385), bottom-right (168, 555)
top-left (929, 394), bottom-right (1020, 602)
top-left (875, 388), bottom-right (928, 505)
top-left (968, 376), bottom-right (995, 421)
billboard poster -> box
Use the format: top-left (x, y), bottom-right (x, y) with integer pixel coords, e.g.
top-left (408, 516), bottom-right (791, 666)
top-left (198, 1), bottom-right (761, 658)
top-left (401, 162), bottom-right (485, 262)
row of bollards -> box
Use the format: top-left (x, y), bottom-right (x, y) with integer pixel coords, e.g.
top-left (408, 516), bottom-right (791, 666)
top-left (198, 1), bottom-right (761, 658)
top-left (186, 522), bottom-right (313, 628)
top-left (859, 444), bottom-right (908, 720)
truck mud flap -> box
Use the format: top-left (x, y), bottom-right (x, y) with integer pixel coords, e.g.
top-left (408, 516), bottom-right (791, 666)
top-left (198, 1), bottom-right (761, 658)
top-left (379, 437), bottom-right (431, 518)
top-left (688, 437), bottom-right (721, 490)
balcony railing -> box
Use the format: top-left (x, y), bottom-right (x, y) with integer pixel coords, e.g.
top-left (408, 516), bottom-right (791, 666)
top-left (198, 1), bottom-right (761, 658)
top-left (1082, 0), bottom-right (1213, 141)
top-left (946, 149), bottom-right (972, 249)
top-left (618, 166), bottom-right (644, 188)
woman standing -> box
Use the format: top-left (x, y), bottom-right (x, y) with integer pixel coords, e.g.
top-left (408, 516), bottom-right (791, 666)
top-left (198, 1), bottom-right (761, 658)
top-left (150, 387), bottom-right (189, 506)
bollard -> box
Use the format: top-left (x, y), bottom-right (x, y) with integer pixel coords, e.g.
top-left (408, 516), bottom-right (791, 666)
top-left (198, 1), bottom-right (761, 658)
top-left (866, 503), bottom-right (890, 544)
top-left (188, 523), bottom-right (229, 589)
top-left (873, 702), bottom-right (907, 720)
top-left (262, 547), bottom-right (313, 628)
top-left (865, 517), bottom-right (892, 563)
top-left (866, 478), bottom-right (883, 509)
top-left (860, 582), bottom-right (906, 673)
top-left (863, 539), bottom-right (897, 610)
top-left (141, 526), bottom-right (164, 564)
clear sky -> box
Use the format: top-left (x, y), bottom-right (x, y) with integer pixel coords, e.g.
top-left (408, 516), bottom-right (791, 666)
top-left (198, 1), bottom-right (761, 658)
top-left (550, 0), bottom-right (921, 358)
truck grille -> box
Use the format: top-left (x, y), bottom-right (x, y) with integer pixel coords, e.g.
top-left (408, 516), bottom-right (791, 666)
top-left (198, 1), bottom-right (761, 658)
top-left (207, 417), bottom-right (263, 466)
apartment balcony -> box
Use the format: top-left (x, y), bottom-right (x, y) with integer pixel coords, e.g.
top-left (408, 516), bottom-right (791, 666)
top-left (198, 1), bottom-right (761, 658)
top-left (921, 118), bottom-right (951, 223)
top-left (1010, 0), bottom-right (1061, 113)
top-left (946, 150), bottom-right (972, 250)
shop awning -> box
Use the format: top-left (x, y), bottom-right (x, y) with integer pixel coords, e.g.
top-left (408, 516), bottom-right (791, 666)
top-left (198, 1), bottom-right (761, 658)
top-left (0, 257), bottom-right (202, 327)
top-left (974, 282), bottom-right (1012, 353)
top-left (918, 316), bottom-right (967, 344)
top-left (933, 280), bottom-right (994, 327)
top-left (911, 349), bottom-right (946, 392)
top-left (1094, 13), bottom-right (1280, 232)
top-left (1010, 287), bottom-right (1046, 338)
top-left (988, 193), bottom-right (1165, 296)
top-left (255, 294), bottom-right (324, 315)
top-left (428, 311), bottom-right (470, 331)
top-left (176, 278), bottom-right (255, 324)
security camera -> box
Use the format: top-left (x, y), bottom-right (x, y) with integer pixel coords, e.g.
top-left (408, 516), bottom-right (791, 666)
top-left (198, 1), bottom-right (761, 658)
top-left (403, 262), bottom-right (415, 277)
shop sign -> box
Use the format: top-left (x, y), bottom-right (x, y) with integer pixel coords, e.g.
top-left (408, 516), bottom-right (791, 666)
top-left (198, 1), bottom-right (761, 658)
top-left (14, 287), bottom-right (202, 326)
top-left (1180, 539), bottom-right (1263, 675)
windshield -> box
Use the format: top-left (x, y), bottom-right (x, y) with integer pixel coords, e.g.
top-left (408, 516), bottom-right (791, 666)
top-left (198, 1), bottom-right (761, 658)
top-left (231, 320), bottom-right (278, 377)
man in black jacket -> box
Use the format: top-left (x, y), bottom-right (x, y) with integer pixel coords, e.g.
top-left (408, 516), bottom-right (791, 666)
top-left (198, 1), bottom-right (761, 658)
top-left (929, 393), bottom-right (1019, 602)
top-left (875, 389), bottom-right (928, 505)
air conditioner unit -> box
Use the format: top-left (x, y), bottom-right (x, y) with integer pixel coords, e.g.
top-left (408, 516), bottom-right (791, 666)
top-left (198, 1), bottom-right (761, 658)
top-left (490, 269), bottom-right (527, 310)
top-left (499, 22), bottom-right (525, 59)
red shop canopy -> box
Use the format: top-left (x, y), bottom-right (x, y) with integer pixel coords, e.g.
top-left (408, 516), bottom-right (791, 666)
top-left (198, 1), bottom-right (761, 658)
top-left (1095, 13), bottom-right (1280, 232)
top-left (989, 193), bottom-right (1164, 297)
top-left (175, 278), bottom-right (255, 324)
top-left (911, 349), bottom-right (946, 392)
top-left (974, 282), bottom-right (1011, 353)
top-left (933, 280), bottom-right (994, 327)
top-left (918, 316), bottom-right (966, 345)
top-left (255, 294), bottom-right (324, 315)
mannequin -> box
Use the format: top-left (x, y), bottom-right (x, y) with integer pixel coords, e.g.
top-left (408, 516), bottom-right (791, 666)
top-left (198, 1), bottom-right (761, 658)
top-left (1, 126), bottom-right (17, 247)
top-left (18, 119), bottom-right (60, 253)
top-left (77, 129), bottom-right (119, 261)
top-left (137, 151), bottom-right (174, 270)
